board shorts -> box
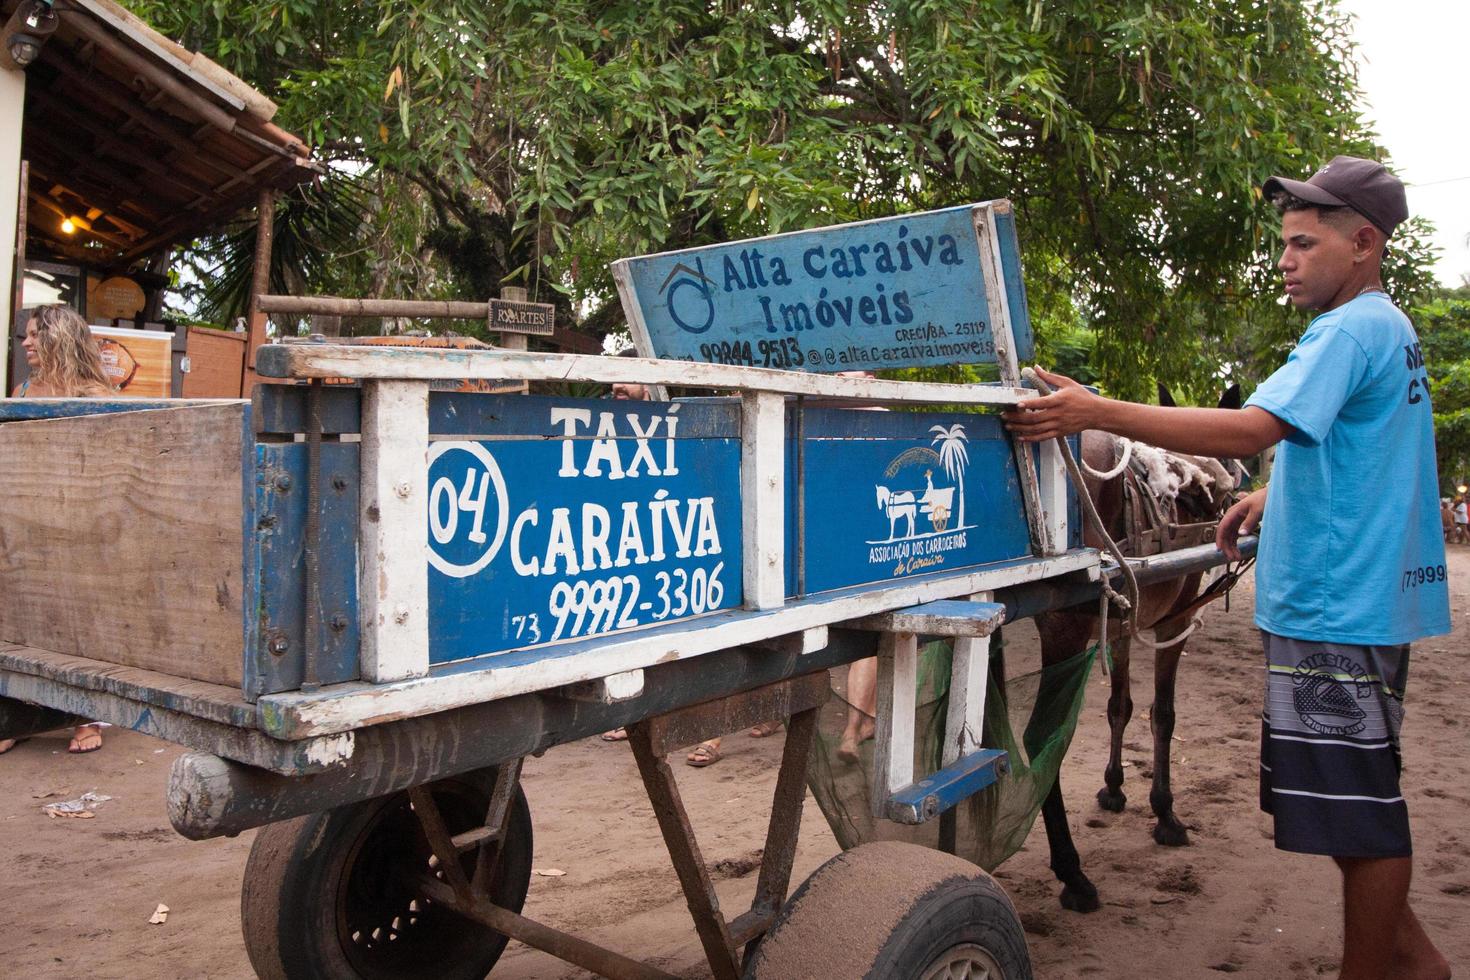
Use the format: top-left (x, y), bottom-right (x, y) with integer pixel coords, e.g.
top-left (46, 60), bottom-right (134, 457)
top-left (1259, 631), bottom-right (1411, 858)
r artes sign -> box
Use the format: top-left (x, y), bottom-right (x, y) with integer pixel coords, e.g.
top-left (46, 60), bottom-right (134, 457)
top-left (612, 201), bottom-right (1034, 373)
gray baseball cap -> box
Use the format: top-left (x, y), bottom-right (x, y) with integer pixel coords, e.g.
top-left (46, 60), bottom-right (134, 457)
top-left (1263, 155), bottom-right (1409, 236)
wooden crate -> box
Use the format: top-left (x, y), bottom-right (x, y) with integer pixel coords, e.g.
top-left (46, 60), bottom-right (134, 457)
top-left (182, 327), bottom-right (246, 398)
top-left (0, 403), bottom-right (246, 686)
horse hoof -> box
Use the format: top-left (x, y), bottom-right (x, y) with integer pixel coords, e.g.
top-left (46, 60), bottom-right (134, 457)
top-left (1153, 821), bottom-right (1191, 848)
top-left (1059, 882), bottom-right (1101, 914)
top-left (1096, 788), bottom-right (1126, 813)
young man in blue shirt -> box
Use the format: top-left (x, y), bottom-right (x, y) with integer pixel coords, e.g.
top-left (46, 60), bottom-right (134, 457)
top-left (1004, 156), bottom-right (1450, 980)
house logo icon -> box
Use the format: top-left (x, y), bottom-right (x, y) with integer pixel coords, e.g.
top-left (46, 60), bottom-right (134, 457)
top-left (659, 257), bottom-right (717, 334)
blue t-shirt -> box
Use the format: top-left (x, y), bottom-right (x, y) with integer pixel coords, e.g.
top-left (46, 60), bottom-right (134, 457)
top-left (1244, 292), bottom-right (1450, 645)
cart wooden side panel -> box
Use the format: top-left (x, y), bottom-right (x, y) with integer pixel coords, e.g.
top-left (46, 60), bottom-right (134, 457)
top-left (0, 401), bottom-right (248, 686)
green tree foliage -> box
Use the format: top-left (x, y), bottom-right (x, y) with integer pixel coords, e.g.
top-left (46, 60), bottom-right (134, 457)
top-left (134, 0), bottom-right (1435, 392)
top-left (1417, 295), bottom-right (1470, 488)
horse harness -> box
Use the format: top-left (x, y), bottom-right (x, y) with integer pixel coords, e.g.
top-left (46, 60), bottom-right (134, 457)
top-left (1119, 458), bottom-right (1252, 631)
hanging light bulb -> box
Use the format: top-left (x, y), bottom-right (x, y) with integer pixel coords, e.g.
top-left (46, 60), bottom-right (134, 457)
top-left (60, 216), bottom-right (76, 234)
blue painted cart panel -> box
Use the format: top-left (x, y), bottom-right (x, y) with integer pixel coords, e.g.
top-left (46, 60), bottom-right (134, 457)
top-left (245, 387), bottom-right (1075, 685)
top-left (425, 415), bottom-right (745, 665)
top-left (247, 442), bottom-right (362, 695)
top-left (614, 202), bottom-right (1035, 373)
top-left (788, 408), bottom-right (1033, 596)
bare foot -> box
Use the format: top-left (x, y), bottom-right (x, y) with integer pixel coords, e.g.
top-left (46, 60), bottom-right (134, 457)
top-left (0, 738), bottom-right (18, 755)
top-left (748, 721), bottom-right (783, 738)
top-left (600, 727), bottom-right (628, 742)
top-left (837, 721), bottom-right (875, 763)
top-left (68, 724), bottom-right (103, 754)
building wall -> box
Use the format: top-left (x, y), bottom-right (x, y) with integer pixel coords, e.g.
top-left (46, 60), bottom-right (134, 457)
top-left (0, 67), bottom-right (24, 385)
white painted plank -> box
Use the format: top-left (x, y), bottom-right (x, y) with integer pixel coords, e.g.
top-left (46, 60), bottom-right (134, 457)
top-left (742, 390), bottom-right (785, 610)
top-left (555, 668), bottom-right (646, 704)
top-left (871, 630), bottom-right (918, 818)
top-left (359, 380), bottom-right (431, 682)
top-left (258, 345), bottom-right (1037, 408)
top-left (974, 204), bottom-right (1053, 555)
top-left (1038, 438), bottom-right (1070, 554)
top-left (259, 550), bottom-right (1098, 738)
top-left (748, 626), bottom-right (829, 656)
top-left (942, 591), bottom-right (995, 767)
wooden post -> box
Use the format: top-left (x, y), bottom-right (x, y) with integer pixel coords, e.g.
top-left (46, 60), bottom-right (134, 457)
top-left (1038, 439), bottom-right (1070, 553)
top-left (497, 286), bottom-right (529, 353)
top-left (358, 379), bottom-right (431, 682)
top-left (242, 188), bottom-right (276, 394)
top-left (741, 390), bottom-right (785, 610)
top-left (975, 204), bottom-right (1054, 554)
top-left (942, 591), bottom-right (994, 767)
top-left (871, 630), bottom-right (918, 817)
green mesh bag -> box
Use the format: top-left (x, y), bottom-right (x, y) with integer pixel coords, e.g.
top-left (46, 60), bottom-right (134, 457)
top-left (807, 632), bottom-right (1096, 870)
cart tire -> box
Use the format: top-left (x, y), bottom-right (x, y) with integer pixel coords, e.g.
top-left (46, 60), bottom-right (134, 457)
top-left (240, 768), bottom-right (533, 980)
top-left (744, 841), bottom-right (1031, 980)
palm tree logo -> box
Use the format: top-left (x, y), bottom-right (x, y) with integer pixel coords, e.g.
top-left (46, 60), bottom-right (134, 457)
top-left (929, 424), bottom-right (969, 530)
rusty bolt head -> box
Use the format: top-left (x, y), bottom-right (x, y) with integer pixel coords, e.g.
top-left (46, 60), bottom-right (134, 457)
top-left (268, 633), bottom-right (290, 656)
top-left (394, 481), bottom-right (412, 499)
top-left (394, 606), bottom-right (410, 625)
top-left (330, 615), bottom-right (349, 633)
top-left (274, 474), bottom-right (293, 492)
top-left (331, 475), bottom-right (348, 491)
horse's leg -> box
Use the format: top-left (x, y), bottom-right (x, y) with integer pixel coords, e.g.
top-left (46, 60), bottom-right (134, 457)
top-left (1149, 621), bottom-right (1190, 846)
top-left (1032, 615), bottom-right (1101, 912)
top-left (1096, 632), bottom-right (1132, 812)
top-left (1041, 772), bottom-right (1100, 912)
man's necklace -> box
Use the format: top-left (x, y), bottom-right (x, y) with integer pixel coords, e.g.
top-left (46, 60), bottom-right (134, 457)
top-left (1355, 283), bottom-right (1385, 298)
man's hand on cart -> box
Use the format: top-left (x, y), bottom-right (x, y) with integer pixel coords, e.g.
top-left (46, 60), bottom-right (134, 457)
top-left (1002, 367), bottom-right (1103, 442)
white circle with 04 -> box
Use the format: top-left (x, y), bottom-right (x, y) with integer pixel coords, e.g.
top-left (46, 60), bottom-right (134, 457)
top-left (426, 441), bottom-right (510, 578)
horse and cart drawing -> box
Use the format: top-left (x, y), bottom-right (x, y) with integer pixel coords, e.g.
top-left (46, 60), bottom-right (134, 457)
top-left (0, 200), bottom-right (1250, 978)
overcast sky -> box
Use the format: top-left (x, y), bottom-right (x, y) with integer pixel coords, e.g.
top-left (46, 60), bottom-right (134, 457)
top-left (1342, 0), bottom-right (1470, 287)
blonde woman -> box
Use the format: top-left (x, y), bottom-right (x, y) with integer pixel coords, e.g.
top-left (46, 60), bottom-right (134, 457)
top-left (12, 303), bottom-right (115, 398)
top-left (1, 304), bottom-right (115, 755)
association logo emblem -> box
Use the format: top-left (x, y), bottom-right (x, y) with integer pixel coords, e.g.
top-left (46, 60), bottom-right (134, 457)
top-left (427, 441), bottom-right (510, 578)
top-left (1291, 651), bottom-right (1370, 736)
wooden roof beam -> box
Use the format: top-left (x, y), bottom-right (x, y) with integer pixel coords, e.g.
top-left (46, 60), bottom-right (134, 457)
top-left (22, 135), bottom-right (177, 222)
top-left (45, 46), bottom-right (241, 182)
top-left (28, 87), bottom-right (224, 204)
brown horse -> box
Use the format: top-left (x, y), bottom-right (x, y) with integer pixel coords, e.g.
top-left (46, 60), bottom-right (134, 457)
top-left (1027, 397), bottom-right (1242, 912)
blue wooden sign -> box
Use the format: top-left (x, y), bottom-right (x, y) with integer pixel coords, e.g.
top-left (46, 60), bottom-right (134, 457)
top-left (788, 409), bottom-right (1035, 596)
top-left (612, 201), bottom-right (1034, 373)
top-left (423, 397), bottom-right (744, 665)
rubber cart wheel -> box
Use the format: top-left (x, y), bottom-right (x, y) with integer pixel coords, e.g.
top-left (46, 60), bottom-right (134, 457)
top-left (241, 768), bottom-right (533, 980)
top-left (744, 841), bottom-right (1031, 980)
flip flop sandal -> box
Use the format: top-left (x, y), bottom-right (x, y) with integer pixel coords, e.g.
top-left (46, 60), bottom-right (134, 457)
top-left (68, 727), bottom-right (103, 754)
top-left (685, 741), bottom-right (722, 767)
top-left (748, 721), bottom-right (784, 738)
top-left (600, 727), bottom-right (629, 742)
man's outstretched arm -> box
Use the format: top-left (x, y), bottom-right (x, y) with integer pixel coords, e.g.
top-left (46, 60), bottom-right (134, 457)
top-left (1002, 367), bottom-right (1292, 458)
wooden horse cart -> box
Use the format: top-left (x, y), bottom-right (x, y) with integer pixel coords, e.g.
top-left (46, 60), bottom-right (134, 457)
top-left (0, 202), bottom-right (1239, 979)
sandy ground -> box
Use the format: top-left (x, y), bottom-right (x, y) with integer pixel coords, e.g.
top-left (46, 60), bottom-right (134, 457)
top-left (2, 553), bottom-right (1467, 979)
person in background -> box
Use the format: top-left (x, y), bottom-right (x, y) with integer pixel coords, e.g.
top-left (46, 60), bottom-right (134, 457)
top-left (1, 304), bottom-right (116, 755)
top-left (1441, 498), bottom-right (1455, 544)
top-left (1452, 495), bottom-right (1467, 544)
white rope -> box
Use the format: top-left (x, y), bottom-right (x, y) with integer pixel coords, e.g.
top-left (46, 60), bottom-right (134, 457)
top-left (1078, 437), bottom-right (1133, 481)
top-left (1128, 614), bottom-right (1205, 651)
